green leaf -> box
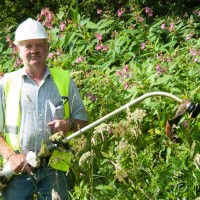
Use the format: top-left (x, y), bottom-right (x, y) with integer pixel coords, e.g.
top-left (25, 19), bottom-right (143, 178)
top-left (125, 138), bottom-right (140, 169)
top-left (97, 19), bottom-right (115, 30)
top-left (63, 31), bottom-right (76, 48)
top-left (190, 85), bottom-right (200, 96)
top-left (95, 184), bottom-right (113, 194)
top-left (57, 10), bottom-right (65, 20)
top-left (49, 28), bottom-right (60, 41)
top-left (151, 75), bottom-right (171, 86)
top-left (176, 22), bottom-right (184, 31)
top-left (102, 59), bottom-right (113, 69)
top-left (69, 7), bottom-right (80, 22)
top-left (80, 18), bottom-right (91, 27)
top-left (85, 21), bottom-right (97, 29)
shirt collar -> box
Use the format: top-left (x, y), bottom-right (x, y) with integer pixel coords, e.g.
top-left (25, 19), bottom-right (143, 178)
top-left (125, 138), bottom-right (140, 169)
top-left (21, 66), bottom-right (51, 80)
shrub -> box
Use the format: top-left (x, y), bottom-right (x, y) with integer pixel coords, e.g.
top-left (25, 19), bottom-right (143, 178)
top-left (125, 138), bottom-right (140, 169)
top-left (0, 2), bottom-right (200, 199)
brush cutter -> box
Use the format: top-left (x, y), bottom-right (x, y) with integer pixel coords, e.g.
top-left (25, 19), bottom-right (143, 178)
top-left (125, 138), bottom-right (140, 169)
top-left (0, 91), bottom-right (199, 190)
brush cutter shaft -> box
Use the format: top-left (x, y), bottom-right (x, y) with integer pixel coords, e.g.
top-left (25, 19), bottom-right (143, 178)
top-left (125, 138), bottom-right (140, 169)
top-left (63, 91), bottom-right (182, 143)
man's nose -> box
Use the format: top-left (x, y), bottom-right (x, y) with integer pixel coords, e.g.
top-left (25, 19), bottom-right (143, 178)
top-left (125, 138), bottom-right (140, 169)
top-left (31, 45), bottom-right (39, 53)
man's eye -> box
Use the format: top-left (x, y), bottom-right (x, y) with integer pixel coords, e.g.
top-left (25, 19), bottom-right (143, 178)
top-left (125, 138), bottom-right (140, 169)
top-left (37, 43), bottom-right (45, 47)
top-left (25, 45), bottom-right (32, 48)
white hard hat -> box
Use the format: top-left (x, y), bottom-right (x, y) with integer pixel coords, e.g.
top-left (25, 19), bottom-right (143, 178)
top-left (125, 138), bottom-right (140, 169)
top-left (14, 18), bottom-right (49, 45)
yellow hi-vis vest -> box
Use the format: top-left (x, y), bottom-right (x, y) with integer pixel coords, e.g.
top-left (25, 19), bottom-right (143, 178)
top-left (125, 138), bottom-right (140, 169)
top-left (3, 68), bottom-right (71, 171)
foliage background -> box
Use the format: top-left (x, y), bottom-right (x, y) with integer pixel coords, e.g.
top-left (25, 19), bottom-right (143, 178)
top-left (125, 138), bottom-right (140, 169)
top-left (0, 0), bottom-right (200, 199)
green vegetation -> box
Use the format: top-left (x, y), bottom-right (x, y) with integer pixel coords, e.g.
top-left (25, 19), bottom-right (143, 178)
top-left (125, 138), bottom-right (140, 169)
top-left (0, 0), bottom-right (200, 199)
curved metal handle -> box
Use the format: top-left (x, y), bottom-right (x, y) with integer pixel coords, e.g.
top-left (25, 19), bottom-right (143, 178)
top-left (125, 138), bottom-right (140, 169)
top-left (63, 92), bottom-right (183, 143)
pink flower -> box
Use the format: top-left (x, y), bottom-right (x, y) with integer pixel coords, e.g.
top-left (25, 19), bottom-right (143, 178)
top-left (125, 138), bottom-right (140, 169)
top-left (6, 36), bottom-right (15, 48)
top-left (122, 65), bottom-right (129, 73)
top-left (116, 65), bottom-right (132, 90)
top-left (184, 120), bottom-right (188, 128)
top-left (190, 49), bottom-right (196, 56)
top-left (194, 10), bottom-right (200, 16)
top-left (145, 6), bottom-right (149, 13)
top-left (119, 78), bottom-right (123, 83)
top-left (116, 70), bottom-right (121, 77)
top-left (169, 23), bottom-right (175, 32)
top-left (76, 56), bottom-right (85, 63)
top-left (103, 45), bottom-right (109, 52)
top-left (145, 6), bottom-right (153, 17)
top-left (130, 25), bottom-right (135, 30)
top-left (167, 58), bottom-right (173, 62)
top-left (161, 23), bottom-right (166, 30)
top-left (97, 9), bottom-right (102, 15)
top-left (149, 11), bottom-right (153, 17)
top-left (37, 8), bottom-right (54, 29)
top-left (141, 43), bottom-right (146, 50)
top-left (156, 65), bottom-right (160, 71)
top-left (6, 36), bottom-right (11, 42)
top-left (90, 95), bottom-right (96, 102)
top-left (56, 50), bottom-right (61, 55)
top-left (121, 65), bottom-right (130, 78)
top-left (155, 64), bottom-right (167, 77)
top-left (86, 93), bottom-right (96, 102)
top-left (96, 33), bottom-right (102, 41)
top-left (15, 58), bottom-right (22, 68)
top-left (124, 81), bottom-right (129, 90)
top-left (139, 17), bottom-right (144, 23)
top-left (59, 22), bottom-right (66, 31)
top-left (96, 44), bottom-right (102, 51)
top-left (48, 52), bottom-right (54, 58)
top-left (117, 8), bottom-right (124, 17)
top-left (186, 34), bottom-right (191, 40)
top-left (194, 57), bottom-right (198, 62)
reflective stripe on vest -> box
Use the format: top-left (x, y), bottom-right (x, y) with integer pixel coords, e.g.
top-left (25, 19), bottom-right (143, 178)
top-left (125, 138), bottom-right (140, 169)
top-left (4, 70), bottom-right (22, 151)
top-left (49, 68), bottom-right (71, 171)
top-left (4, 68), bottom-right (71, 171)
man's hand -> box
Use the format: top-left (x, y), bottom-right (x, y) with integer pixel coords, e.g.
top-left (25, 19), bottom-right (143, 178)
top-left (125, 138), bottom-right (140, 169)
top-left (7, 153), bottom-right (33, 175)
top-left (47, 119), bottom-right (70, 134)
top-left (48, 118), bottom-right (88, 134)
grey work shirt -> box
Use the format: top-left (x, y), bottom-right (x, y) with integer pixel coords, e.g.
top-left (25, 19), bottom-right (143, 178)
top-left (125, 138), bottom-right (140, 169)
top-left (0, 67), bottom-right (88, 153)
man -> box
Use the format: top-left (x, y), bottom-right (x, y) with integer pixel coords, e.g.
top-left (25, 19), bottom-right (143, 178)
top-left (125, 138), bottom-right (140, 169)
top-left (0, 18), bottom-right (88, 199)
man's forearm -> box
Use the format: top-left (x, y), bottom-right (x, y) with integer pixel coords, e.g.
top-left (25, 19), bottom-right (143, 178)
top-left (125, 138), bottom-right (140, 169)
top-left (71, 118), bottom-right (88, 132)
top-left (0, 136), bottom-right (15, 160)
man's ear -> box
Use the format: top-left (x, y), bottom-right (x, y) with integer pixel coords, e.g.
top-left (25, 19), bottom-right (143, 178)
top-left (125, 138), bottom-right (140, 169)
top-left (16, 46), bottom-right (20, 53)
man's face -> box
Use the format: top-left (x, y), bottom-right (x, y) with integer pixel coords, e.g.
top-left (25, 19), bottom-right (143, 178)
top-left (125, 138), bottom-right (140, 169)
top-left (18, 39), bottom-right (49, 67)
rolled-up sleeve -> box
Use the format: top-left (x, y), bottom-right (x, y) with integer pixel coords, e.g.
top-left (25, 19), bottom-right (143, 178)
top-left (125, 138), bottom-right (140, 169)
top-left (69, 78), bottom-right (88, 121)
